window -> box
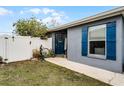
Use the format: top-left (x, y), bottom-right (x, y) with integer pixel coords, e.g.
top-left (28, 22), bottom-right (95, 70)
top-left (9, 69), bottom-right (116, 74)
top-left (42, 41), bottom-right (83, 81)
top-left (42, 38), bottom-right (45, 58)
top-left (88, 24), bottom-right (106, 59)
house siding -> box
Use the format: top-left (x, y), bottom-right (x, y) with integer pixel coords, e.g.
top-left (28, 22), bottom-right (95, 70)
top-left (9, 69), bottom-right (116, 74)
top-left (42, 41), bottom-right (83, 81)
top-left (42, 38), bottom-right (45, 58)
top-left (67, 15), bottom-right (124, 73)
top-left (52, 33), bottom-right (55, 51)
top-left (122, 17), bottom-right (124, 71)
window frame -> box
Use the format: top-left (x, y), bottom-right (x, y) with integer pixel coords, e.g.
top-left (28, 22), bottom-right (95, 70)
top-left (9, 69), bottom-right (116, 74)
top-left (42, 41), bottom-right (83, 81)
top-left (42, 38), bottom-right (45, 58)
top-left (88, 24), bottom-right (107, 59)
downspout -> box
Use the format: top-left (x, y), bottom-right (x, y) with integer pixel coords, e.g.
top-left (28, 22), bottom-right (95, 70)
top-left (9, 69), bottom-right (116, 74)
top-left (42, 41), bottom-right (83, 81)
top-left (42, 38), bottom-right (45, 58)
top-left (121, 13), bottom-right (124, 72)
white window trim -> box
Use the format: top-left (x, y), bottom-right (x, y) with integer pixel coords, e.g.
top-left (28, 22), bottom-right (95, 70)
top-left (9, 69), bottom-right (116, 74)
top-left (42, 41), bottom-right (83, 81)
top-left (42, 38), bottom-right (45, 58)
top-left (88, 24), bottom-right (107, 59)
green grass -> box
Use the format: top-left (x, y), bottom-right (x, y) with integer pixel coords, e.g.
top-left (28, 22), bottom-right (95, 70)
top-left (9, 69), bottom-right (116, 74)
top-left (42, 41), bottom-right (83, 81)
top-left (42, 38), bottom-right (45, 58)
top-left (0, 60), bottom-right (109, 86)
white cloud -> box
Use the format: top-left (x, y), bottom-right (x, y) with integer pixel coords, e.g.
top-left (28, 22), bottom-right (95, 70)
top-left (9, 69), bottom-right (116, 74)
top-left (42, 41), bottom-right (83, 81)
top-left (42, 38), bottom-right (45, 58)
top-left (0, 7), bottom-right (13, 16)
top-left (29, 8), bottom-right (41, 14)
top-left (19, 7), bottom-right (69, 27)
top-left (20, 8), bottom-right (42, 14)
top-left (42, 16), bottom-right (62, 24)
top-left (42, 14), bottom-right (67, 28)
top-left (20, 8), bottom-right (55, 15)
top-left (42, 8), bottom-right (55, 14)
top-left (42, 9), bottom-right (68, 27)
top-left (51, 12), bottom-right (59, 16)
top-left (20, 10), bottom-right (24, 14)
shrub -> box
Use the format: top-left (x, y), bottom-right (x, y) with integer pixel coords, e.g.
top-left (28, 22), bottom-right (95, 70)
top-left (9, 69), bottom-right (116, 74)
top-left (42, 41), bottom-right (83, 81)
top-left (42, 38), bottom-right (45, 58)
top-left (41, 48), bottom-right (49, 58)
top-left (32, 49), bottom-right (41, 59)
top-left (0, 56), bottom-right (3, 63)
top-left (47, 50), bottom-right (55, 57)
top-left (42, 49), bottom-right (55, 58)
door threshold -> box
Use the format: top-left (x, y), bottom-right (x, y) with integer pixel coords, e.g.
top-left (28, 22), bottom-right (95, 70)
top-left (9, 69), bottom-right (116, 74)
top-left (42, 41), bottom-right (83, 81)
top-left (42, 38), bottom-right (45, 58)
top-left (55, 54), bottom-right (67, 58)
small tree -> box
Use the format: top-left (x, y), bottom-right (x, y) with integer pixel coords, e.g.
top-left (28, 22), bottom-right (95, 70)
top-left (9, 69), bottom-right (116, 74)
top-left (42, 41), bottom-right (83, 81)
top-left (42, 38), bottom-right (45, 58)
top-left (13, 17), bottom-right (48, 38)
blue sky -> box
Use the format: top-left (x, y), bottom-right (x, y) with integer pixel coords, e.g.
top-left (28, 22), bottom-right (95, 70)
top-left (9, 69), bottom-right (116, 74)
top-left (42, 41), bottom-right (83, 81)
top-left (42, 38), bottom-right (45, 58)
top-left (0, 6), bottom-right (117, 33)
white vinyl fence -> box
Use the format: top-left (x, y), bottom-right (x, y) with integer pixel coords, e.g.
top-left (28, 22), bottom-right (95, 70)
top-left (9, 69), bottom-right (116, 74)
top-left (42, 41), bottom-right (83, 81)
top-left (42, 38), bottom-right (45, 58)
top-left (0, 35), bottom-right (52, 63)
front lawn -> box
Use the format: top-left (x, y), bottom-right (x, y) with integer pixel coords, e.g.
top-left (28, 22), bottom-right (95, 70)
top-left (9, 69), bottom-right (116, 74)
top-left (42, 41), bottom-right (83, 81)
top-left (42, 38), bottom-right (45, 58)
top-left (0, 60), bottom-right (109, 86)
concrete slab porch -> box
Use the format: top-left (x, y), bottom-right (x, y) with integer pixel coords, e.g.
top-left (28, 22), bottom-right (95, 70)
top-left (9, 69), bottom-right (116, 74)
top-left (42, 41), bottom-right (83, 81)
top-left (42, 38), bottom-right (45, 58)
top-left (45, 57), bottom-right (124, 86)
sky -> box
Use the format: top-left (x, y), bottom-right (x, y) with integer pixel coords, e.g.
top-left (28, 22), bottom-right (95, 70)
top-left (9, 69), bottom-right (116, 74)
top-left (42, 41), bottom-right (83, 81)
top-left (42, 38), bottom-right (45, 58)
top-left (0, 6), bottom-right (117, 33)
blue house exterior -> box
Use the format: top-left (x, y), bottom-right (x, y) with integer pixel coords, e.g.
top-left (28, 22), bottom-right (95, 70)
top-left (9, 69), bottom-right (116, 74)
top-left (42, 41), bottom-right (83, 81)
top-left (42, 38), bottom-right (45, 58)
top-left (48, 7), bottom-right (124, 73)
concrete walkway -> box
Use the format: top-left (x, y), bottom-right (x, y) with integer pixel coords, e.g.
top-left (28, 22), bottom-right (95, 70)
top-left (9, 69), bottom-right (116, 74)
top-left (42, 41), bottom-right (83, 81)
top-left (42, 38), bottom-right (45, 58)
top-left (45, 57), bottom-right (124, 86)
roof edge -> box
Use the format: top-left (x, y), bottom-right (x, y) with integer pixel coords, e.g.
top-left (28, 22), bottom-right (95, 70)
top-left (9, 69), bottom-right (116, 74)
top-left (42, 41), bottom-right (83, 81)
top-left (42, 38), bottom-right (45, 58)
top-left (48, 6), bottom-right (124, 32)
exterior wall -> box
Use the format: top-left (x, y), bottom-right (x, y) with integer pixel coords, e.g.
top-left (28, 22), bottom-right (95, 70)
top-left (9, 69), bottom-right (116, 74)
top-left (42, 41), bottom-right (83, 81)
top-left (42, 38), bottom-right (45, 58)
top-left (122, 17), bottom-right (124, 71)
top-left (0, 36), bottom-right (52, 63)
top-left (52, 33), bottom-right (55, 51)
top-left (67, 15), bottom-right (124, 73)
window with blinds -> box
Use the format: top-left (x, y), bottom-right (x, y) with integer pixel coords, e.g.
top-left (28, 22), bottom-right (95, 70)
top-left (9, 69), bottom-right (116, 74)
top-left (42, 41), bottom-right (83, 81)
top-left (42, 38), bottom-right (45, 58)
top-left (88, 24), bottom-right (106, 59)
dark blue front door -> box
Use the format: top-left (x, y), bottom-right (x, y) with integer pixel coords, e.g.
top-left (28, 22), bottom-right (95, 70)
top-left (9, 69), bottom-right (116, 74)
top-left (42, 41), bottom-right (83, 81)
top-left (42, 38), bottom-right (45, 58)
top-left (55, 33), bottom-right (65, 54)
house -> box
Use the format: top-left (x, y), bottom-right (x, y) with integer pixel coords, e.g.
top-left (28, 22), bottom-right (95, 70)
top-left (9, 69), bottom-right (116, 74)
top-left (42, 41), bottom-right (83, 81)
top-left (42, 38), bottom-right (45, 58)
top-left (48, 7), bottom-right (124, 73)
